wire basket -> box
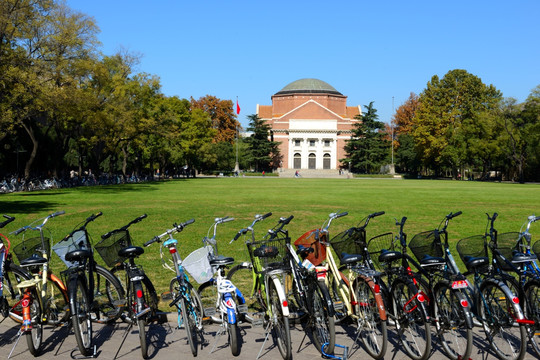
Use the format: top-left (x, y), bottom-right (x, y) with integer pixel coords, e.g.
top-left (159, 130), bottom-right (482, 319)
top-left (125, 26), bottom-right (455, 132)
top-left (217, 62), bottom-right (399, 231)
top-left (408, 230), bottom-right (444, 264)
top-left (183, 246), bottom-right (213, 284)
top-left (491, 232), bottom-right (520, 271)
top-left (95, 230), bottom-right (131, 267)
top-left (294, 229), bottom-right (326, 266)
top-left (456, 235), bottom-right (488, 270)
top-left (367, 232), bottom-right (394, 271)
top-left (13, 237), bottom-right (50, 263)
top-left (247, 233), bottom-right (289, 274)
top-left (52, 230), bottom-right (90, 268)
top-left (329, 227), bottom-right (366, 262)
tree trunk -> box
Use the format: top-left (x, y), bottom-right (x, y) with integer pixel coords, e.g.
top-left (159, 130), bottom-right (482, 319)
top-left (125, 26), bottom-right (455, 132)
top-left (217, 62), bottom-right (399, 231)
top-left (21, 120), bottom-right (38, 179)
top-left (122, 145), bottom-right (128, 176)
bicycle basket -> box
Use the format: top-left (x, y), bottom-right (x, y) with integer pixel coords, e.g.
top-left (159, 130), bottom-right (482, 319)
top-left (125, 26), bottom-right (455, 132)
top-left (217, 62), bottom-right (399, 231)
top-left (247, 233), bottom-right (289, 274)
top-left (456, 235), bottom-right (488, 269)
top-left (294, 229), bottom-right (326, 266)
top-left (52, 230), bottom-right (90, 268)
top-left (13, 237), bottom-right (50, 263)
top-left (491, 232), bottom-right (520, 271)
top-left (183, 246), bottom-right (213, 284)
top-left (367, 232), bottom-right (394, 271)
top-left (329, 227), bottom-right (366, 262)
top-left (408, 230), bottom-right (443, 263)
top-left (95, 230), bottom-right (131, 267)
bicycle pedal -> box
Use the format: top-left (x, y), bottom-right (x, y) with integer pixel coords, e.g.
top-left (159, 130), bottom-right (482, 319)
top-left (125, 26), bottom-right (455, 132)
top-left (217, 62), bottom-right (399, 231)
top-left (333, 301), bottom-right (344, 310)
top-left (237, 304), bottom-right (248, 313)
top-left (251, 319), bottom-right (264, 327)
top-left (204, 307), bottom-right (216, 316)
top-left (161, 291), bottom-right (173, 300)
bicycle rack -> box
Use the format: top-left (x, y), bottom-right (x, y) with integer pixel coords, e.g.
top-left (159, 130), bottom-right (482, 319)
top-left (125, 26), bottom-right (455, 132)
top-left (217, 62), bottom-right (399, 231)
top-left (322, 342), bottom-right (348, 360)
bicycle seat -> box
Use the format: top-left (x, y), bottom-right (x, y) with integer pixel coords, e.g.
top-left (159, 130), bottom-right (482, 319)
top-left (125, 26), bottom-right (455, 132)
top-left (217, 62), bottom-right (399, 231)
top-left (463, 256), bottom-right (489, 271)
top-left (511, 252), bottom-right (537, 264)
top-left (65, 249), bottom-right (92, 262)
top-left (118, 246), bottom-right (144, 258)
top-left (379, 250), bottom-right (402, 263)
top-left (420, 255), bottom-right (445, 267)
top-left (20, 255), bottom-right (47, 267)
top-left (210, 255), bottom-right (234, 267)
top-left (340, 252), bottom-right (362, 265)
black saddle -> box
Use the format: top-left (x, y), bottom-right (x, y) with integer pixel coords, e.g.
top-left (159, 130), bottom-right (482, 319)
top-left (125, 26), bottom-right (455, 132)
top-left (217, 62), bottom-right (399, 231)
top-left (210, 256), bottom-right (235, 267)
top-left (118, 246), bottom-right (144, 258)
top-left (340, 252), bottom-right (363, 265)
top-left (20, 255), bottom-right (47, 267)
top-left (65, 249), bottom-right (92, 262)
top-left (379, 249), bottom-right (403, 263)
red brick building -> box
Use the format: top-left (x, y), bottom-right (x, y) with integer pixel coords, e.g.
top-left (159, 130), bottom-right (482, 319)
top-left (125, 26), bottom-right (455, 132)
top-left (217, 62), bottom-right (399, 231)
top-left (257, 78), bottom-right (361, 170)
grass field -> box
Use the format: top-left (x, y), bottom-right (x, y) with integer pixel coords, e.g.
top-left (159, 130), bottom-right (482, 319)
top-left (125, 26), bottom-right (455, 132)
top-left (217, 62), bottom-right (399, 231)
top-left (1, 177), bottom-right (540, 304)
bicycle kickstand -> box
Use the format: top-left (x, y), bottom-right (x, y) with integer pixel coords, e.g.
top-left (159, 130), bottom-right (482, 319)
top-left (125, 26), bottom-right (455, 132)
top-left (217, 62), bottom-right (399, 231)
top-left (7, 329), bottom-right (23, 359)
top-left (209, 322), bottom-right (227, 354)
top-left (256, 321), bottom-right (273, 359)
top-left (113, 322), bottom-right (133, 360)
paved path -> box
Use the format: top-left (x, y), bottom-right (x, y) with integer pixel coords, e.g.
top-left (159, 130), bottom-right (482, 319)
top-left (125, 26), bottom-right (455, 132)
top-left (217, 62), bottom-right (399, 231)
top-left (1, 315), bottom-right (538, 359)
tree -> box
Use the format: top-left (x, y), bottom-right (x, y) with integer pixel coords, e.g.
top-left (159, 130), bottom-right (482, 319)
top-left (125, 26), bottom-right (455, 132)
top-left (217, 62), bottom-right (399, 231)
top-left (342, 102), bottom-right (389, 173)
top-left (244, 114), bottom-right (281, 172)
top-left (392, 92), bottom-right (419, 136)
top-left (412, 69), bottom-right (502, 177)
top-left (190, 95), bottom-right (241, 143)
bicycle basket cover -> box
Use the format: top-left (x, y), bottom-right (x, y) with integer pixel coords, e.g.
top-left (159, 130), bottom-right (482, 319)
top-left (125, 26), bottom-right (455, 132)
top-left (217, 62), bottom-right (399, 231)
top-left (52, 230), bottom-right (89, 268)
top-left (183, 246), bottom-right (213, 284)
top-left (409, 230), bottom-right (443, 263)
top-left (13, 237), bottom-right (51, 263)
top-left (294, 229), bottom-right (326, 266)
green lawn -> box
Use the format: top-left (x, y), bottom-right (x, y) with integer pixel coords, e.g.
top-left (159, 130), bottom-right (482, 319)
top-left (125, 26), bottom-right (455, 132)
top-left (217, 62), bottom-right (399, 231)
top-left (1, 177), bottom-right (539, 304)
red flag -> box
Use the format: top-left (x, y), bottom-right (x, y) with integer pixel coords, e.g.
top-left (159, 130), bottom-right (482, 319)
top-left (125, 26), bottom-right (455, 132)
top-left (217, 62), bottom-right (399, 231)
top-left (236, 98), bottom-right (241, 115)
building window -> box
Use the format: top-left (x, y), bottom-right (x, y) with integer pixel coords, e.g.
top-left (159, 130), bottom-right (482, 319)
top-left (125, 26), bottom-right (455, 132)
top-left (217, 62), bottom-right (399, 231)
top-left (323, 153), bottom-right (331, 169)
top-left (308, 153), bottom-right (316, 169)
top-left (324, 139), bottom-right (331, 147)
top-left (294, 139), bottom-right (301, 146)
top-left (294, 153), bottom-right (301, 169)
top-left (309, 139), bottom-right (316, 147)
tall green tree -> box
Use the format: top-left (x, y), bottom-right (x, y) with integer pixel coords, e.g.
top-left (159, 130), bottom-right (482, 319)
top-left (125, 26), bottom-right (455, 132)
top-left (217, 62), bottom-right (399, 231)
top-left (244, 114), bottom-right (281, 172)
top-left (343, 102), bottom-right (389, 173)
top-left (190, 95), bottom-right (241, 143)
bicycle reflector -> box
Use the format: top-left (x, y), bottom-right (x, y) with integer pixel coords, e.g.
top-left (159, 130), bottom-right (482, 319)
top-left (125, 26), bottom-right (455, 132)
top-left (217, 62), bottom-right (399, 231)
top-left (451, 280), bottom-right (468, 289)
top-left (460, 299), bottom-right (469, 308)
top-left (374, 284), bottom-right (380, 294)
top-left (169, 248), bottom-right (177, 254)
top-left (136, 289), bottom-right (144, 298)
top-left (282, 300), bottom-right (288, 308)
top-left (512, 297), bottom-right (520, 304)
top-left (21, 298), bottom-right (30, 308)
top-left (416, 293), bottom-right (426, 303)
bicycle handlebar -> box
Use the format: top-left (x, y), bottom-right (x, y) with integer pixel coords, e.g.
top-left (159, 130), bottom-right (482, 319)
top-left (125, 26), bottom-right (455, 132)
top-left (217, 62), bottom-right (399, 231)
top-left (102, 214), bottom-right (147, 240)
top-left (144, 218), bottom-right (195, 247)
top-left (0, 215), bottom-right (15, 229)
top-left (279, 215), bottom-right (294, 225)
top-left (12, 210), bottom-right (65, 235)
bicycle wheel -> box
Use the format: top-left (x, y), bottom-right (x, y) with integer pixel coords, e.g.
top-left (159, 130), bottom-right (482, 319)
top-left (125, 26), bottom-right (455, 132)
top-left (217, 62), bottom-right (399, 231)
top-left (480, 281), bottom-right (527, 360)
top-left (24, 289), bottom-right (43, 356)
top-left (171, 278), bottom-right (203, 329)
top-left (228, 321), bottom-right (241, 356)
top-left (353, 279), bottom-right (387, 360)
top-left (198, 279), bottom-right (221, 323)
top-left (227, 263), bottom-right (259, 321)
top-left (70, 276), bottom-right (93, 356)
top-left (111, 266), bottom-right (158, 322)
top-left (392, 278), bottom-right (431, 360)
top-left (309, 279), bottom-right (336, 355)
top-left (3, 263), bottom-right (31, 322)
top-left (434, 282), bottom-right (472, 360)
top-left (45, 273), bottom-right (69, 325)
top-left (327, 268), bottom-right (349, 323)
top-left (180, 296), bottom-right (198, 356)
top-left (268, 276), bottom-right (292, 360)
top-left (92, 264), bottom-right (125, 323)
top-left (524, 279), bottom-right (540, 357)
top-left (132, 281), bottom-right (149, 359)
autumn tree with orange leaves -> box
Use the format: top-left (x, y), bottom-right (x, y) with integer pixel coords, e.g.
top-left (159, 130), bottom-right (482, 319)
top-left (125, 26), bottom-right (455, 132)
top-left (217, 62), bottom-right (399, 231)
top-left (190, 95), bottom-right (241, 143)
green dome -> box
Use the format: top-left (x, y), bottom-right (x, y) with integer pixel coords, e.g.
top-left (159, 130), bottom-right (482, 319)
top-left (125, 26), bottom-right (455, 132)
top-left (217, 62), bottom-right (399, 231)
top-left (275, 78), bottom-right (342, 95)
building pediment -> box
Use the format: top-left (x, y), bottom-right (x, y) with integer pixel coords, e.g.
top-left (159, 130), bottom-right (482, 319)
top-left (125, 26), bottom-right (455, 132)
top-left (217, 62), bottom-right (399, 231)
top-left (276, 99), bottom-right (345, 121)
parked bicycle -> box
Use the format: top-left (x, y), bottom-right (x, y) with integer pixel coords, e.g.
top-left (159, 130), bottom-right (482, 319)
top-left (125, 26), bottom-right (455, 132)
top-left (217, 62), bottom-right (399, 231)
top-left (144, 219), bottom-right (204, 356)
top-left (302, 211), bottom-right (388, 360)
top-left (227, 213), bottom-right (292, 360)
top-left (96, 214), bottom-right (157, 359)
top-left (282, 215), bottom-right (336, 355)
top-left (10, 211), bottom-right (69, 356)
top-left (51, 212), bottom-right (125, 356)
top-left (366, 216), bottom-right (431, 360)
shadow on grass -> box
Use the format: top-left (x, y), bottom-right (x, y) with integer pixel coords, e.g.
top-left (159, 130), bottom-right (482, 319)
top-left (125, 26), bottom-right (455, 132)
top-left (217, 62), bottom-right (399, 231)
top-left (0, 200), bottom-right (60, 214)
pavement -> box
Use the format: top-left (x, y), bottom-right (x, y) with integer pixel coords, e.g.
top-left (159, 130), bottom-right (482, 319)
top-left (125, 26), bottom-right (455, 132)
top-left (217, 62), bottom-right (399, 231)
top-left (1, 314), bottom-right (538, 359)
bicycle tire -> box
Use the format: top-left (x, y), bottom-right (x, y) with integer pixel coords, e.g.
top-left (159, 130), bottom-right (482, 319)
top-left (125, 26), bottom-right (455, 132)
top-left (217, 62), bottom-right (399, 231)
top-left (228, 321), bottom-right (241, 356)
top-left (392, 278), bottom-right (431, 360)
top-left (92, 264), bottom-right (125, 323)
top-left (227, 263), bottom-right (259, 322)
top-left (112, 266), bottom-right (157, 323)
top-left (70, 276), bottom-right (93, 356)
top-left (3, 263), bottom-right (31, 322)
top-left (268, 276), bottom-right (292, 360)
top-left (524, 279), bottom-right (540, 357)
top-left (180, 296), bottom-right (197, 356)
top-left (137, 316), bottom-right (148, 359)
top-left (353, 278), bottom-right (387, 360)
top-left (24, 288), bottom-right (43, 356)
top-left (45, 273), bottom-right (69, 325)
top-left (171, 278), bottom-right (204, 329)
top-left (309, 279), bottom-right (336, 355)
top-left (197, 279), bottom-right (221, 323)
top-left (479, 280), bottom-right (527, 360)
top-left (133, 281), bottom-right (149, 359)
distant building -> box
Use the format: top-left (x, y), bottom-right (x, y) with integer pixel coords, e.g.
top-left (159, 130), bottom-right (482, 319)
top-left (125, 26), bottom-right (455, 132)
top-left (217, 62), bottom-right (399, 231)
top-left (257, 78), bottom-right (361, 170)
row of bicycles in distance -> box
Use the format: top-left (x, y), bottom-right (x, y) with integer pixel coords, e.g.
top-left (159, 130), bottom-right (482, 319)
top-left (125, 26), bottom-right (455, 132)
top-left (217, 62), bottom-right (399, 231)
top-left (1, 209), bottom-right (540, 360)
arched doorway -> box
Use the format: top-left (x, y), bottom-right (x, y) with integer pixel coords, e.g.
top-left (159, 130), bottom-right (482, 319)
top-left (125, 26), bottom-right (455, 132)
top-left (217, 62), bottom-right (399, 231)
top-left (294, 153), bottom-right (301, 169)
top-left (308, 153), bottom-right (316, 169)
top-left (323, 153), bottom-right (331, 169)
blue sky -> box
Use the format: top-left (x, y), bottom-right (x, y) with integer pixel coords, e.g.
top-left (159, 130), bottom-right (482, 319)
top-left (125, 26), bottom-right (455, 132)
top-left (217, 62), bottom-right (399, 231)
top-left (66, 0), bottom-right (539, 128)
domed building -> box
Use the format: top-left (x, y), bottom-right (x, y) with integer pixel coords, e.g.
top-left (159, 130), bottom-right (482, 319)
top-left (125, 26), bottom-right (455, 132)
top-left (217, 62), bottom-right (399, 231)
top-left (257, 78), bottom-right (361, 171)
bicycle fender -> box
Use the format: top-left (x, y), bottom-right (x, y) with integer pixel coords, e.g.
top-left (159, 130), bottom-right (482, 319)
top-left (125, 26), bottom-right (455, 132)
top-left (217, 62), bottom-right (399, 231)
top-left (271, 276), bottom-right (289, 317)
top-left (358, 274), bottom-right (387, 321)
top-left (49, 272), bottom-right (67, 293)
top-left (434, 280), bottom-right (474, 329)
top-left (482, 277), bottom-right (525, 320)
